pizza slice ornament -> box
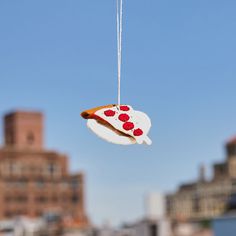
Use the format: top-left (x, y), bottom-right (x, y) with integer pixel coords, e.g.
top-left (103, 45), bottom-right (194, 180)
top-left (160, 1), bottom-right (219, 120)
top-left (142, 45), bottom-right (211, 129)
top-left (81, 2), bottom-right (152, 145)
top-left (81, 105), bottom-right (152, 145)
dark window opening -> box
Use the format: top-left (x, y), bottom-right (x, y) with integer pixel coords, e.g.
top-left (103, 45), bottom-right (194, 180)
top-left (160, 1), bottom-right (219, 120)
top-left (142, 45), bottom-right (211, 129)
top-left (16, 196), bottom-right (28, 203)
top-left (27, 132), bottom-right (35, 145)
top-left (71, 194), bottom-right (79, 203)
top-left (48, 163), bottom-right (56, 176)
top-left (36, 196), bottom-right (47, 203)
top-left (5, 195), bottom-right (28, 203)
top-left (193, 195), bottom-right (200, 212)
top-left (149, 224), bottom-right (158, 236)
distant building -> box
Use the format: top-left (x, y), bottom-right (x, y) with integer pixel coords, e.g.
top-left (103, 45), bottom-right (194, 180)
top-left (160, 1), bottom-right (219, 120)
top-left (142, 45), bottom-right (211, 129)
top-left (0, 111), bottom-right (89, 228)
top-left (145, 193), bottom-right (166, 221)
top-left (166, 137), bottom-right (236, 221)
top-left (108, 193), bottom-right (171, 236)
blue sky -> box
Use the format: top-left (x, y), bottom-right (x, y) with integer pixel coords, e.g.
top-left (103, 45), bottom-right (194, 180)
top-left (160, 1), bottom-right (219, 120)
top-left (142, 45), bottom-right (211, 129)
top-left (1, 0), bottom-right (236, 226)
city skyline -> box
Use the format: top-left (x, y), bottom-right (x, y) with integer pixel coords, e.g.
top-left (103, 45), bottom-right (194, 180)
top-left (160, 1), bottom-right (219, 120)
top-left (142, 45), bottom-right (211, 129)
top-left (1, 0), bottom-right (236, 225)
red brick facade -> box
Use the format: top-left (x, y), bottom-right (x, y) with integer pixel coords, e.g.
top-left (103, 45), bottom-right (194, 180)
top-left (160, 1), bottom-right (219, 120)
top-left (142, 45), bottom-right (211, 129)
top-left (0, 111), bottom-right (89, 228)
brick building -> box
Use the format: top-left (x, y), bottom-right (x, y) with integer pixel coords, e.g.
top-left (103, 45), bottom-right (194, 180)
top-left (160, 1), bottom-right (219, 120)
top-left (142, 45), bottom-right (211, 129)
top-left (166, 137), bottom-right (236, 222)
top-left (0, 110), bottom-right (89, 228)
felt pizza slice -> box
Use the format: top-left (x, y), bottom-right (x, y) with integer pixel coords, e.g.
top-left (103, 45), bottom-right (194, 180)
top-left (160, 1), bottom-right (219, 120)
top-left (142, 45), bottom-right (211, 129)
top-left (81, 105), bottom-right (152, 145)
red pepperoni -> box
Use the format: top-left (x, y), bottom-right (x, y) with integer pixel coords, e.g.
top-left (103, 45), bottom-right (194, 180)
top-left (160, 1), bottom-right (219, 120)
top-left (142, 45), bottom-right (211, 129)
top-left (104, 110), bottom-right (116, 117)
top-left (123, 122), bottom-right (134, 131)
top-left (118, 114), bottom-right (130, 122)
top-left (133, 128), bottom-right (143, 136)
top-left (120, 105), bottom-right (130, 111)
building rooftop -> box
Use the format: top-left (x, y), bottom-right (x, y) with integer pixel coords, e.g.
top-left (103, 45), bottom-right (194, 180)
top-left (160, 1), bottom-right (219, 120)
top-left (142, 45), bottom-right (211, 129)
top-left (226, 136), bottom-right (236, 146)
top-left (5, 110), bottom-right (43, 117)
top-left (179, 182), bottom-right (197, 191)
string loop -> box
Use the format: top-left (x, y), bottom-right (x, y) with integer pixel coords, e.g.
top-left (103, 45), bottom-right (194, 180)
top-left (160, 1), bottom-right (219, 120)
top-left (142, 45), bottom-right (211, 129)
top-left (117, 0), bottom-right (123, 106)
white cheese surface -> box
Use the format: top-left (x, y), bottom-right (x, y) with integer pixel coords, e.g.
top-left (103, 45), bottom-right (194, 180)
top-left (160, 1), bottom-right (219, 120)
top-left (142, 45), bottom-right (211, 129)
top-left (92, 105), bottom-right (152, 145)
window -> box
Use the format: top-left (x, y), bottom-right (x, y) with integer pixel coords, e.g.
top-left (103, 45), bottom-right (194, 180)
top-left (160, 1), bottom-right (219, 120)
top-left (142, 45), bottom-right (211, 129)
top-left (45, 163), bottom-right (61, 178)
top-left (47, 163), bottom-right (56, 176)
top-left (9, 163), bottom-right (17, 175)
top-left (193, 196), bottom-right (200, 212)
top-left (6, 132), bottom-right (14, 145)
top-left (36, 180), bottom-right (45, 188)
top-left (27, 132), bottom-right (35, 145)
top-left (149, 224), bottom-right (158, 236)
top-left (36, 196), bottom-right (47, 203)
top-left (71, 179), bottom-right (79, 189)
top-left (5, 195), bottom-right (28, 203)
top-left (16, 196), bottom-right (28, 203)
top-left (6, 180), bottom-right (28, 188)
top-left (71, 194), bottom-right (79, 203)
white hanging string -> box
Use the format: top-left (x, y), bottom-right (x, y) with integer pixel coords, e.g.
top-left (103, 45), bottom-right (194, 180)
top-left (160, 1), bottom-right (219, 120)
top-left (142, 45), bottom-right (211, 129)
top-left (117, 0), bottom-right (123, 106)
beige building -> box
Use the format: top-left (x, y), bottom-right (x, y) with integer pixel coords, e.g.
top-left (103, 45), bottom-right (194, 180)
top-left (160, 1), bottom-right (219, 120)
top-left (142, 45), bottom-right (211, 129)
top-left (166, 137), bottom-right (236, 221)
top-left (0, 110), bottom-right (89, 228)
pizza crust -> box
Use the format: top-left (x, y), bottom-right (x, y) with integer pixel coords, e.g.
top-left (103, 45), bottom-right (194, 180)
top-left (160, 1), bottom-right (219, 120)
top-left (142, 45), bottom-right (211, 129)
top-left (87, 119), bottom-right (136, 145)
